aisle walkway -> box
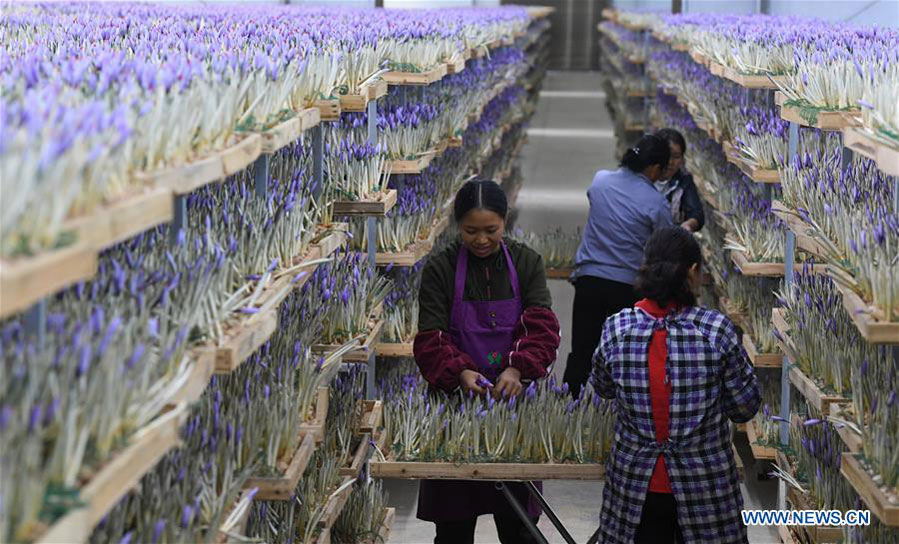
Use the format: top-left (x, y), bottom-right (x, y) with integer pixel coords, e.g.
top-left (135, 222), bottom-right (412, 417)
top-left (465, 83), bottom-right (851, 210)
top-left (385, 71), bottom-right (780, 544)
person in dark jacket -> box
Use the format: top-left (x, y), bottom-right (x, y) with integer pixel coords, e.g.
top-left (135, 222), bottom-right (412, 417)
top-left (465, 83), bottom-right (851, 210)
top-left (592, 227), bottom-right (759, 544)
top-left (414, 179), bottom-right (561, 544)
top-left (563, 134), bottom-right (673, 398)
top-left (655, 128), bottom-right (705, 232)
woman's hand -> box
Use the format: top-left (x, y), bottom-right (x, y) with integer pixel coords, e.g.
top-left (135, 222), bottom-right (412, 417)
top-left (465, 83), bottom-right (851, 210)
top-left (460, 369), bottom-right (490, 395)
top-left (493, 367), bottom-right (523, 399)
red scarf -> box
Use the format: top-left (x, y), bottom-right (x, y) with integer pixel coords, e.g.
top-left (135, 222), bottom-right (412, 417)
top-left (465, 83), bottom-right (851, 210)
top-left (635, 298), bottom-right (680, 494)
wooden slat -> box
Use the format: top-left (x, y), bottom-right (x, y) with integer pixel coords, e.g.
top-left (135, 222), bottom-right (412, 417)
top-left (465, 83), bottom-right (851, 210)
top-left (707, 59), bottom-right (787, 89)
top-left (383, 64), bottom-right (448, 86)
top-left (314, 99), bottom-right (342, 122)
top-left (359, 400), bottom-right (383, 434)
top-left (770, 200), bottom-right (833, 259)
top-left (371, 460), bottom-right (605, 480)
top-left (830, 274), bottom-right (899, 344)
top-left (259, 109), bottom-right (321, 154)
top-left (788, 366), bottom-right (849, 414)
top-left (339, 79), bottom-right (388, 112)
top-left (298, 387), bottom-right (330, 443)
top-left (733, 444), bottom-right (744, 481)
top-left (317, 477), bottom-right (356, 531)
top-left (63, 187), bottom-right (174, 252)
top-left (374, 341), bottom-right (413, 358)
top-left (198, 225), bottom-right (347, 375)
top-left (209, 309), bottom-right (280, 373)
top-left (843, 127), bottom-right (899, 177)
top-left (778, 97), bottom-right (861, 131)
top-left (332, 189), bottom-right (397, 217)
top-left (746, 418), bottom-right (777, 461)
top-left (314, 318), bottom-right (385, 363)
top-left (221, 134), bottom-right (263, 177)
top-left (0, 243), bottom-right (97, 318)
top-left (388, 150), bottom-right (437, 175)
top-left (339, 433), bottom-right (371, 477)
top-left (841, 453), bottom-right (899, 526)
top-left (376, 213), bottom-right (451, 267)
top-left (80, 404), bottom-right (189, 530)
top-left (35, 403), bottom-right (188, 543)
top-left (730, 250), bottom-right (785, 277)
top-left (245, 432), bottom-right (317, 501)
top-left (742, 333), bottom-right (782, 368)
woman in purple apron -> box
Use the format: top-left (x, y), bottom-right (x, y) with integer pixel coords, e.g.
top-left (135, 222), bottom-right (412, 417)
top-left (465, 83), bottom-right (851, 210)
top-left (414, 180), bottom-right (562, 544)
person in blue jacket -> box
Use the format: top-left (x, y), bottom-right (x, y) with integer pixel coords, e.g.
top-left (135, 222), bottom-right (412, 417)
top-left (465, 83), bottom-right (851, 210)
top-left (562, 134), bottom-right (673, 397)
top-left (655, 128), bottom-right (705, 233)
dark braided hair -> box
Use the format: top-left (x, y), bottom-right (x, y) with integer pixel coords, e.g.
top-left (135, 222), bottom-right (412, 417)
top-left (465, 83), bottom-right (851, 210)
top-left (453, 179), bottom-right (508, 222)
top-left (619, 134), bottom-right (671, 173)
top-left (634, 227), bottom-right (702, 307)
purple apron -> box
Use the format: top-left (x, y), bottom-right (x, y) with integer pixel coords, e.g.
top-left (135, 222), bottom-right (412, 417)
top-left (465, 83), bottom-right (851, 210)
top-left (417, 243), bottom-right (543, 522)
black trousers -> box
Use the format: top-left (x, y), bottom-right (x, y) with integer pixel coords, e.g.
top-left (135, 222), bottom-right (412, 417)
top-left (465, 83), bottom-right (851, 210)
top-left (563, 275), bottom-right (638, 398)
top-left (635, 492), bottom-right (686, 544)
top-left (434, 514), bottom-right (541, 544)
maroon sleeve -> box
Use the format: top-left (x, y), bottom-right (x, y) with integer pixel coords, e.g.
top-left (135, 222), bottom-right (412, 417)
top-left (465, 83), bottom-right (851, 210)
top-left (505, 306), bottom-right (561, 380)
top-left (413, 329), bottom-right (479, 392)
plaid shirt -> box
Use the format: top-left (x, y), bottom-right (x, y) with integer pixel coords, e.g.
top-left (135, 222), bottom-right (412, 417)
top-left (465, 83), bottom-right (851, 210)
top-left (591, 305), bottom-right (760, 544)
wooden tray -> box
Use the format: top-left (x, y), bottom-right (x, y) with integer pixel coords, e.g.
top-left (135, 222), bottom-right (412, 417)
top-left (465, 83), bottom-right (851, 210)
top-left (777, 94), bottom-right (860, 131)
top-left (776, 451), bottom-right (845, 543)
top-left (332, 189), bottom-right (397, 217)
top-left (830, 274), bottom-right (899, 344)
top-left (730, 250), bottom-right (786, 277)
top-left (374, 340), bottom-right (414, 358)
top-left (742, 333), bottom-right (782, 368)
top-left (770, 200), bottom-right (833, 259)
top-left (843, 127), bottom-right (899, 177)
top-left (841, 453), bottom-right (899, 526)
top-left (244, 432), bottom-right (317, 501)
top-left (314, 98), bottom-right (342, 122)
top-left (788, 366), bottom-right (849, 414)
top-left (746, 418), bottom-right (777, 461)
top-left (371, 460), bottom-right (605, 481)
top-left (63, 186), bottom-right (174, 252)
top-left (339, 433), bottom-right (371, 477)
top-left (192, 226), bottom-right (347, 374)
top-left (298, 387), bottom-right (330, 443)
top-left (136, 134), bottom-right (262, 195)
top-left (339, 79), bottom-right (389, 113)
top-left (0, 243), bottom-right (97, 318)
top-left (707, 59), bottom-right (787, 90)
top-left (317, 477), bottom-right (356, 531)
top-left (376, 213), bottom-right (451, 267)
top-left (359, 400), bottom-right (383, 434)
top-left (259, 109), bottom-right (321, 154)
top-left (388, 149), bottom-right (438, 175)
top-left (383, 64), bottom-right (448, 86)
top-left (35, 404), bottom-right (189, 544)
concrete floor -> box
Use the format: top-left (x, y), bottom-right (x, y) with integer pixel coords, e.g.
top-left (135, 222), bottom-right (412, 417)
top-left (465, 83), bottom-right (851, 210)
top-left (384, 71), bottom-right (781, 544)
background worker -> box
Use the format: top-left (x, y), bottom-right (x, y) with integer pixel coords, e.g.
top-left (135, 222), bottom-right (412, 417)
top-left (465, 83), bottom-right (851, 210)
top-left (563, 134), bottom-right (673, 397)
top-left (655, 128), bottom-right (705, 233)
top-left (592, 227), bottom-right (760, 544)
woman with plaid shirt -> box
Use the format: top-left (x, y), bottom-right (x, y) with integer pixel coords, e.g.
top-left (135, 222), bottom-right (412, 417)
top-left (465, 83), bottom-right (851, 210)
top-left (591, 227), bottom-right (761, 544)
